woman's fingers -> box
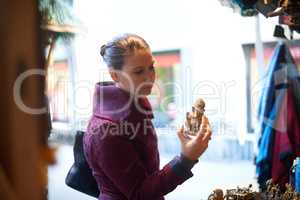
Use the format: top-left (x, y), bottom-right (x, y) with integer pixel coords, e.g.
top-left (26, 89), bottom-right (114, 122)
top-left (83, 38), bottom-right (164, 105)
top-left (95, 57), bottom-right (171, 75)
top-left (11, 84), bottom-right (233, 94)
top-left (202, 127), bottom-right (212, 142)
top-left (201, 116), bottom-right (212, 139)
top-left (202, 116), bottom-right (208, 124)
top-left (202, 115), bottom-right (209, 126)
top-left (177, 125), bottom-right (189, 143)
top-left (195, 120), bottom-right (212, 143)
top-left (195, 128), bottom-right (205, 141)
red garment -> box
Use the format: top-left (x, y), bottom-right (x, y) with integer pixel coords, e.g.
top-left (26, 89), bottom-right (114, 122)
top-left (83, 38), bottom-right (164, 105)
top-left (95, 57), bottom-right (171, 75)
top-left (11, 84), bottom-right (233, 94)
top-left (83, 82), bottom-right (194, 200)
top-left (271, 87), bottom-right (300, 187)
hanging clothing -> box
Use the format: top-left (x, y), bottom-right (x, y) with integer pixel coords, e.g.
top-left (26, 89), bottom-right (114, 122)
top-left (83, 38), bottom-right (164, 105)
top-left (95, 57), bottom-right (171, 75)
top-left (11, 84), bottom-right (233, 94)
top-left (256, 42), bottom-right (300, 190)
top-left (271, 87), bottom-right (300, 187)
top-left (256, 43), bottom-right (288, 188)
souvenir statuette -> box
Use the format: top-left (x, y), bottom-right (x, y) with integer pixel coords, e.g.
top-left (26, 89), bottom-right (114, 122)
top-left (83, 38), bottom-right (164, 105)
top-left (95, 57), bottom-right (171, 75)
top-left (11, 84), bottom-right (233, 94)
top-left (185, 98), bottom-right (205, 136)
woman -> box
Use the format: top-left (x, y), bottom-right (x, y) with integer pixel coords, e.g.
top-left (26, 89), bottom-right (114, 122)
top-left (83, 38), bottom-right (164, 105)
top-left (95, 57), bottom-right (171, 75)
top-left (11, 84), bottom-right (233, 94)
top-left (83, 33), bottom-right (212, 200)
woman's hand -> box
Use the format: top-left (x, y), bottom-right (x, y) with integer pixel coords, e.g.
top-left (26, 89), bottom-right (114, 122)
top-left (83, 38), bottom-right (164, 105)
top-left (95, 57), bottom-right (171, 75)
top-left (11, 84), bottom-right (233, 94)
top-left (177, 116), bottom-right (212, 161)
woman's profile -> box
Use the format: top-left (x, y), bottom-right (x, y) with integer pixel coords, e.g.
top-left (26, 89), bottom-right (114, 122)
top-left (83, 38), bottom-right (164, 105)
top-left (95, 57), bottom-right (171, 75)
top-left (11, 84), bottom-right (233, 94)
top-left (83, 33), bottom-right (212, 200)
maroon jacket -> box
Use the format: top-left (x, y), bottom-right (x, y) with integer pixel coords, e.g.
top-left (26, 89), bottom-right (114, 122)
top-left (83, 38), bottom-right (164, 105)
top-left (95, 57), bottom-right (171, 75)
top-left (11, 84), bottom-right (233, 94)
top-left (83, 82), bottom-right (196, 200)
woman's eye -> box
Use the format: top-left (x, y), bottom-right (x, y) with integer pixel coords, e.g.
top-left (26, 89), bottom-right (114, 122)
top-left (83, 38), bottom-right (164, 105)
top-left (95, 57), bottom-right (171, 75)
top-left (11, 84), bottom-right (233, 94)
top-left (134, 70), bottom-right (143, 74)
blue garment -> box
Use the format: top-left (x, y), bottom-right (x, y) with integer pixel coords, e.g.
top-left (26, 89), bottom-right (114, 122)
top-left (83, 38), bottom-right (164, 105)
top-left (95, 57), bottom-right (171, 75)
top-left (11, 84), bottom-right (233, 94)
top-left (256, 87), bottom-right (286, 187)
top-left (255, 42), bottom-right (299, 189)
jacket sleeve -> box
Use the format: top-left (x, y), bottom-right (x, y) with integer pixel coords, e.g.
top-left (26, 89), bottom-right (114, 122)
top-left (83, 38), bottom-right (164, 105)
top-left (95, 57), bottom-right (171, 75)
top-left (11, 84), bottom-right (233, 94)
top-left (90, 122), bottom-right (196, 200)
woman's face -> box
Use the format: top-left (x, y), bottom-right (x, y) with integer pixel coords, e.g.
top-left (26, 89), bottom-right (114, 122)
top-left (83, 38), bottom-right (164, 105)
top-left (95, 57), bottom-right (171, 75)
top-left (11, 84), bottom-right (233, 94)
top-left (112, 49), bottom-right (156, 96)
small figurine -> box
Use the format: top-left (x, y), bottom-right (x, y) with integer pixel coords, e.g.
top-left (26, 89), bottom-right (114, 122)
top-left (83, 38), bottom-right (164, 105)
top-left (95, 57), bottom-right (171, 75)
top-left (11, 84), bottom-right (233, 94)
top-left (266, 179), bottom-right (274, 194)
top-left (270, 183), bottom-right (281, 199)
top-left (282, 183), bottom-right (294, 200)
top-left (208, 189), bottom-right (224, 200)
top-left (209, 184), bottom-right (261, 200)
top-left (224, 189), bottom-right (235, 200)
top-left (280, 183), bottom-right (300, 200)
top-left (185, 98), bottom-right (205, 135)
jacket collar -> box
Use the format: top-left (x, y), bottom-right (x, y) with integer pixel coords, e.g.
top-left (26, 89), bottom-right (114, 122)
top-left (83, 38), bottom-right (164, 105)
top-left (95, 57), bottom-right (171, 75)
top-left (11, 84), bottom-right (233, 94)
top-left (92, 82), bottom-right (153, 121)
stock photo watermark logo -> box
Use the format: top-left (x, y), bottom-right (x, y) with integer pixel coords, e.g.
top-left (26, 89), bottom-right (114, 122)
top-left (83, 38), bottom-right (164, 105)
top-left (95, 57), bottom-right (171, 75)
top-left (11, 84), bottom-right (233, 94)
top-left (13, 68), bottom-right (236, 115)
top-left (89, 119), bottom-right (156, 140)
top-left (13, 69), bottom-right (48, 115)
top-left (14, 67), bottom-right (241, 137)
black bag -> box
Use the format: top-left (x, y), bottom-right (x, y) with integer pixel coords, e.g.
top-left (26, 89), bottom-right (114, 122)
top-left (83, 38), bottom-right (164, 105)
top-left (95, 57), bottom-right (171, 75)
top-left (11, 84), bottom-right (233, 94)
top-left (65, 131), bottom-right (100, 198)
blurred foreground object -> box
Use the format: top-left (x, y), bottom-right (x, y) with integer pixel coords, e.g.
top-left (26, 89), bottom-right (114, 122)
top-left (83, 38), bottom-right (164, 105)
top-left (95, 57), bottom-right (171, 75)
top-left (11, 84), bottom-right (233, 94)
top-left (207, 180), bottom-right (300, 200)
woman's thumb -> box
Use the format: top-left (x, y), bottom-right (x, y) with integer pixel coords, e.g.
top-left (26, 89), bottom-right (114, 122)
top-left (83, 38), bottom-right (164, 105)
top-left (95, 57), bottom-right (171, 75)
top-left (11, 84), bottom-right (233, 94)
top-left (202, 115), bottom-right (209, 125)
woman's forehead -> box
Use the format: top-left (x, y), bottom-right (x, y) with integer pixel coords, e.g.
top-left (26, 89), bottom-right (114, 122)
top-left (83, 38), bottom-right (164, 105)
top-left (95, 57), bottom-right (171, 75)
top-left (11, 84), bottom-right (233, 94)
top-left (123, 50), bottom-right (154, 69)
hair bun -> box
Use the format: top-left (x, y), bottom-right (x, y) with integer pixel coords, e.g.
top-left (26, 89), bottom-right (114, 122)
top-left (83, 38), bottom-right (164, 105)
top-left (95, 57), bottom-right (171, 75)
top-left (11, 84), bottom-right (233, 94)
top-left (100, 44), bottom-right (106, 57)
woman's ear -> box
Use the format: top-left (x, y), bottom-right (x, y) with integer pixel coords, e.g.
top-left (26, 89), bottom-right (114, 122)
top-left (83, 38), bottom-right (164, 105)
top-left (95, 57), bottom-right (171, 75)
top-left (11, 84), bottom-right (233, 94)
top-left (109, 69), bottom-right (119, 82)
